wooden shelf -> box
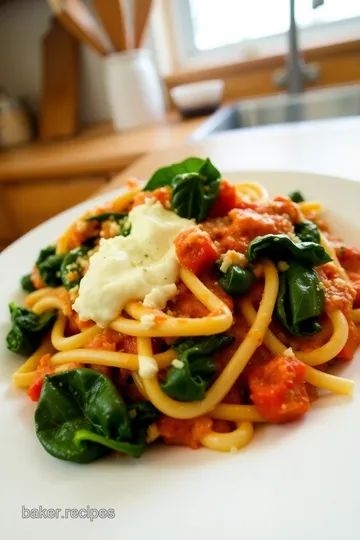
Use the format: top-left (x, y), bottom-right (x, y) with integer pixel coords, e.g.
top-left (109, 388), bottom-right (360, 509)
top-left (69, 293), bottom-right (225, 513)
top-left (0, 114), bottom-right (204, 183)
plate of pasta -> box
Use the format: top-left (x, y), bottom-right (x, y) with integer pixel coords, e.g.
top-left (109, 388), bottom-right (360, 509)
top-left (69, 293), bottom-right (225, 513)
top-left (1, 159), bottom-right (360, 540)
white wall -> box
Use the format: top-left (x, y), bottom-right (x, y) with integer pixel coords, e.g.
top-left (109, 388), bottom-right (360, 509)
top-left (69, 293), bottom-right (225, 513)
top-left (0, 0), bottom-right (137, 125)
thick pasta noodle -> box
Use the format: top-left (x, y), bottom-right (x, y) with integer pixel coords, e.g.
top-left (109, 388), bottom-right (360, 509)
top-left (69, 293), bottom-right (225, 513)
top-left (7, 158), bottom-right (360, 465)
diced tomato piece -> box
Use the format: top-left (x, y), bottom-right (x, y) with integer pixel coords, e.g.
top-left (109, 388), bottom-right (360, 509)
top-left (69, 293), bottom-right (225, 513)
top-left (248, 355), bottom-right (310, 424)
top-left (27, 376), bottom-right (46, 402)
top-left (209, 179), bottom-right (237, 217)
top-left (348, 272), bottom-right (360, 308)
top-left (132, 187), bottom-right (172, 209)
top-left (336, 245), bottom-right (360, 273)
top-left (174, 227), bottom-right (219, 275)
top-left (157, 415), bottom-right (213, 449)
top-left (337, 321), bottom-right (359, 362)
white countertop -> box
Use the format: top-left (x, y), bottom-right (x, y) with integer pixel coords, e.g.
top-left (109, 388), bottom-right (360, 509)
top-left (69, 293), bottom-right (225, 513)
top-left (105, 116), bottom-right (360, 191)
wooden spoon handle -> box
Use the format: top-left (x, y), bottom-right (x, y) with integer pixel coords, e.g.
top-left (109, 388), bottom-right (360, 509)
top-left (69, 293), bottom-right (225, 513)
top-left (47, 0), bottom-right (111, 56)
top-left (134, 0), bottom-right (152, 48)
top-left (92, 0), bottom-right (129, 52)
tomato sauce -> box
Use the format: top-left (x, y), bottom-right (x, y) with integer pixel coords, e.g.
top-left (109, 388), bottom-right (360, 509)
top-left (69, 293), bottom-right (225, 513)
top-left (131, 186), bottom-right (172, 209)
top-left (317, 264), bottom-right (355, 315)
top-left (335, 244), bottom-right (360, 274)
top-left (248, 355), bottom-right (310, 423)
top-left (157, 415), bottom-right (213, 449)
top-left (201, 206), bottom-right (294, 254)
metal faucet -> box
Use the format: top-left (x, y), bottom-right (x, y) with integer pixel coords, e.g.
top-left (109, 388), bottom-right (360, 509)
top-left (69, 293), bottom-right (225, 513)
top-left (274, 0), bottom-right (324, 94)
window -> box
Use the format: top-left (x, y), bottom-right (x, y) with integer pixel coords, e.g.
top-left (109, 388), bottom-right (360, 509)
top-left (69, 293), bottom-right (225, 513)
top-left (170, 0), bottom-right (360, 68)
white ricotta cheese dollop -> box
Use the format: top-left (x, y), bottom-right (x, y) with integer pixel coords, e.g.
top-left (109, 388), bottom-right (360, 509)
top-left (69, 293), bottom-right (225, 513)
top-left (73, 201), bottom-right (193, 327)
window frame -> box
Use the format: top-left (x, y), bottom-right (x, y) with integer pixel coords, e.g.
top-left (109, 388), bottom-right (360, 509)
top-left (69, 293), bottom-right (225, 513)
top-left (169, 0), bottom-right (360, 70)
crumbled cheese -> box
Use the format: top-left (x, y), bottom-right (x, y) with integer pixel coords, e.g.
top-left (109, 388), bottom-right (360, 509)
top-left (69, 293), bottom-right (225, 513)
top-left (283, 347), bottom-right (295, 358)
top-left (144, 196), bottom-right (156, 205)
top-left (73, 202), bottom-right (193, 326)
top-left (138, 355), bottom-right (158, 379)
top-left (146, 423), bottom-right (160, 443)
top-left (277, 261), bottom-right (290, 272)
top-left (171, 359), bottom-right (185, 369)
top-left (220, 250), bottom-right (248, 273)
top-left (318, 282), bottom-right (325, 290)
top-left (143, 284), bottom-right (177, 310)
top-left (140, 313), bottom-right (156, 329)
top-left (108, 221), bottom-right (121, 237)
top-left (76, 256), bottom-right (88, 269)
top-left (76, 220), bottom-right (87, 233)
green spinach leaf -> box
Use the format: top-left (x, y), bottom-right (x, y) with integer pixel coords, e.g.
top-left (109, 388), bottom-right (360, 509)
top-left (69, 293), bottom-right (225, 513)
top-left (295, 220), bottom-right (320, 244)
top-left (35, 368), bottom-right (144, 463)
top-left (219, 265), bottom-right (254, 296)
top-left (20, 274), bottom-right (36, 292)
top-left (161, 334), bottom-right (234, 401)
top-left (171, 164), bottom-right (221, 221)
top-left (85, 212), bottom-right (131, 236)
top-left (143, 157), bottom-right (221, 222)
top-left (276, 262), bottom-right (324, 336)
top-left (288, 190), bottom-right (305, 203)
top-left (247, 234), bottom-right (331, 267)
top-left (143, 157), bottom-right (207, 191)
top-left (6, 302), bottom-right (56, 356)
top-left (60, 246), bottom-right (90, 291)
top-left (127, 401), bottom-right (160, 443)
top-left (35, 246), bottom-right (64, 287)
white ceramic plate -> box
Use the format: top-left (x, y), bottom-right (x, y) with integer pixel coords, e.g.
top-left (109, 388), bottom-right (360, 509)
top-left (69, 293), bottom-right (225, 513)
top-left (1, 170), bottom-right (360, 540)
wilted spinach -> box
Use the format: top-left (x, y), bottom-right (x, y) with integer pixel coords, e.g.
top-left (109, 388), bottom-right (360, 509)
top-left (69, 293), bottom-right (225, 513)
top-left (35, 369), bottom-right (145, 463)
top-left (294, 220), bottom-right (320, 244)
top-left (142, 156), bottom-right (221, 222)
top-left (247, 234), bottom-right (331, 267)
top-left (35, 246), bottom-right (64, 287)
top-left (85, 212), bottom-right (131, 236)
top-left (288, 190), bottom-right (305, 203)
top-left (20, 274), bottom-right (36, 292)
top-left (161, 334), bottom-right (234, 401)
top-left (6, 302), bottom-right (56, 356)
top-left (127, 401), bottom-right (160, 443)
top-left (143, 157), bottom-right (207, 191)
top-left (218, 265), bottom-right (254, 296)
top-left (276, 262), bottom-right (324, 336)
top-left (60, 246), bottom-right (90, 290)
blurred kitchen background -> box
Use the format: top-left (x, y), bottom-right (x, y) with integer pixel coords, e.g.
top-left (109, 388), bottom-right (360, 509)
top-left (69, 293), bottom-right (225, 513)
top-left (0, 0), bottom-right (359, 249)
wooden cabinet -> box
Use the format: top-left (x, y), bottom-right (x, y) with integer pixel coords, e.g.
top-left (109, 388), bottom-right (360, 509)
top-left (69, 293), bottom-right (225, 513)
top-left (0, 175), bottom-right (108, 249)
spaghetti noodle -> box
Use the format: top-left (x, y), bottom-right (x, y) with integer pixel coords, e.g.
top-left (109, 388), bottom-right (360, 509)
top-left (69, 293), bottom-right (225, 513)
top-left (6, 156), bottom-right (360, 464)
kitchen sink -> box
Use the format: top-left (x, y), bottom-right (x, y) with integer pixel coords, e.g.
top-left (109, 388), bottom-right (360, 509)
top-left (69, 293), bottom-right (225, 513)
top-left (191, 84), bottom-right (360, 140)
